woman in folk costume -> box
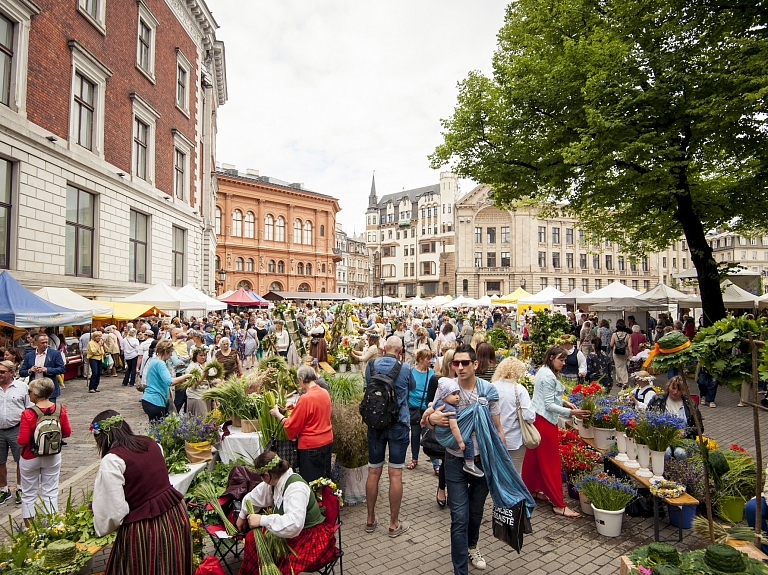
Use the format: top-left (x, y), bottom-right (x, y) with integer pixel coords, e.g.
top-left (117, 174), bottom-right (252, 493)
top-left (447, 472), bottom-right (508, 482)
top-left (557, 334), bottom-right (587, 383)
top-left (91, 410), bottom-right (193, 575)
top-left (236, 451), bottom-right (338, 575)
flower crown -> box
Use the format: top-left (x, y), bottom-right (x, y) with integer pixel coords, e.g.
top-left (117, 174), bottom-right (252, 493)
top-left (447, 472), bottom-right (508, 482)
top-left (255, 453), bottom-right (281, 474)
top-left (558, 334), bottom-right (577, 345)
top-left (89, 414), bottom-right (125, 436)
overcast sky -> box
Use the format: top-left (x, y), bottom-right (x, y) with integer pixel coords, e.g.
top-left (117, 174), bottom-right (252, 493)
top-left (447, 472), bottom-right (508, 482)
top-left (210, 1), bottom-right (509, 233)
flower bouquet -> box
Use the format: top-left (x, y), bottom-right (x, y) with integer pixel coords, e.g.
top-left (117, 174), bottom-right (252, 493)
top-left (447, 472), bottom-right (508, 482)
top-left (559, 430), bottom-right (601, 480)
top-left (642, 411), bottom-right (687, 452)
top-left (569, 381), bottom-right (604, 428)
top-left (308, 477), bottom-right (344, 508)
top-left (147, 413), bottom-right (190, 474)
top-left (577, 474), bottom-right (636, 537)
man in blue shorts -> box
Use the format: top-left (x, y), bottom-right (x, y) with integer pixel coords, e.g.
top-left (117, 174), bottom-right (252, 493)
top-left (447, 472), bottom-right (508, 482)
top-left (364, 336), bottom-right (415, 538)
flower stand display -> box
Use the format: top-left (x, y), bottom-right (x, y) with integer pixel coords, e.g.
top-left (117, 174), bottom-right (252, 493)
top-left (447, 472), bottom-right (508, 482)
top-left (650, 450), bottom-right (666, 481)
top-left (593, 427), bottom-right (616, 450)
top-left (592, 505), bottom-right (626, 537)
top-left (635, 443), bottom-right (654, 478)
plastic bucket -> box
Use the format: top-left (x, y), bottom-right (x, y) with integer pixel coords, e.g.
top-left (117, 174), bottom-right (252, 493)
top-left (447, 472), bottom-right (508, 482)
top-left (580, 492), bottom-right (594, 516)
top-left (593, 427), bottom-right (616, 450)
top-left (592, 505), bottom-right (625, 537)
top-left (668, 504), bottom-right (696, 529)
top-left (718, 496), bottom-right (746, 523)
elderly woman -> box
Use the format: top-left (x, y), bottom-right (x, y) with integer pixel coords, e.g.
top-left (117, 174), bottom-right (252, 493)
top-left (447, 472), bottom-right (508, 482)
top-left (611, 320), bottom-right (631, 388)
top-left (406, 348), bottom-right (434, 471)
top-left (309, 318), bottom-right (328, 363)
top-left (121, 328), bottom-right (141, 387)
top-left (522, 345), bottom-right (590, 518)
top-left (215, 336), bottom-right (242, 380)
top-left (86, 331), bottom-right (106, 393)
top-left (579, 321), bottom-right (594, 355)
top-left (557, 334), bottom-right (587, 383)
top-left (629, 324), bottom-right (648, 357)
top-left (275, 320), bottom-right (291, 358)
top-left (17, 377), bottom-right (71, 525)
top-left (269, 366), bottom-right (333, 482)
top-left (102, 326), bottom-right (121, 377)
top-left (141, 340), bottom-right (192, 421)
top-left (236, 450), bottom-right (338, 575)
top-left (491, 357), bottom-right (536, 472)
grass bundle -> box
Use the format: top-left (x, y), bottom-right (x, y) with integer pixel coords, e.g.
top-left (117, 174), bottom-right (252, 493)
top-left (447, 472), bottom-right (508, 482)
top-left (202, 375), bottom-right (248, 418)
top-left (178, 360), bottom-right (225, 391)
top-left (244, 500), bottom-right (295, 569)
top-left (326, 373), bottom-right (363, 405)
top-left (192, 482), bottom-right (237, 536)
top-left (257, 391), bottom-right (288, 440)
top-left (330, 401), bottom-right (369, 468)
top-left (176, 368), bottom-right (203, 391)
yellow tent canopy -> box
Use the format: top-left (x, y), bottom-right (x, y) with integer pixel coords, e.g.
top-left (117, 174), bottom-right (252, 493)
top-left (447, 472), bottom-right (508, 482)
top-left (0, 320), bottom-right (27, 341)
top-left (492, 287), bottom-right (532, 304)
top-left (93, 301), bottom-right (167, 321)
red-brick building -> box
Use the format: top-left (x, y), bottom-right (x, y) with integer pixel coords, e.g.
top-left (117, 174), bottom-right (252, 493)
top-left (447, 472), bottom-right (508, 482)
top-left (215, 167), bottom-right (342, 295)
top-left (0, 0), bottom-right (226, 296)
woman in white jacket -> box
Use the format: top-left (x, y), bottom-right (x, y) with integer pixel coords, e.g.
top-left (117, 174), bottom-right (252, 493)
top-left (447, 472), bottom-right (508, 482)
top-left (491, 357), bottom-right (537, 473)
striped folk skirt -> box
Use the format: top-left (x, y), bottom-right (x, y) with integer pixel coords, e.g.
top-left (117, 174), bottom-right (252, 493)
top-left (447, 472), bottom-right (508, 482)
top-left (105, 500), bottom-right (193, 575)
top-left (239, 521), bottom-right (338, 575)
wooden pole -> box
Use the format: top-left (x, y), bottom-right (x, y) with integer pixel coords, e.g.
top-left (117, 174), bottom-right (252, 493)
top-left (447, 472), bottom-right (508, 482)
top-left (747, 332), bottom-right (764, 550)
top-left (678, 369), bottom-right (715, 543)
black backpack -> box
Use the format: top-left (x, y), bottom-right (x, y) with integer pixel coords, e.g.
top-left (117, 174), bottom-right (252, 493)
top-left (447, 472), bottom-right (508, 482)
top-left (360, 359), bottom-right (402, 430)
top-left (614, 332), bottom-right (628, 355)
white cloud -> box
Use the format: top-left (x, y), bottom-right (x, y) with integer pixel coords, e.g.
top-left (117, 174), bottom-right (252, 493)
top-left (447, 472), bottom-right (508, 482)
top-left (210, 0), bottom-right (508, 232)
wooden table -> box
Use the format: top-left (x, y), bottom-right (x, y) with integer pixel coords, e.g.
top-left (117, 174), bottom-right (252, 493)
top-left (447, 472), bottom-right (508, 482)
top-left (577, 432), bottom-right (699, 542)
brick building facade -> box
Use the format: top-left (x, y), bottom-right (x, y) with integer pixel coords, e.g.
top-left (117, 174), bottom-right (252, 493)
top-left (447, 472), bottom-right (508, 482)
top-left (215, 167), bottom-right (341, 295)
top-left (0, 0), bottom-right (226, 296)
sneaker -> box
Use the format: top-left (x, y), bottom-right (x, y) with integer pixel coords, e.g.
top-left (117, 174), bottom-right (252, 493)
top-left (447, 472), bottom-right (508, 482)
top-left (737, 402), bottom-right (746, 407)
top-left (14, 489), bottom-right (21, 504)
top-left (463, 463), bottom-right (485, 478)
top-left (709, 402), bottom-right (716, 408)
top-left (0, 490), bottom-right (10, 504)
top-left (468, 547), bottom-right (486, 570)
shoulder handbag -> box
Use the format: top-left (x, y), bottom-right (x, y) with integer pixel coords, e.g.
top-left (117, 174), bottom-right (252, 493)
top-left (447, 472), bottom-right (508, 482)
top-left (409, 370), bottom-right (430, 425)
top-left (265, 418), bottom-right (299, 472)
top-left (515, 384), bottom-right (540, 449)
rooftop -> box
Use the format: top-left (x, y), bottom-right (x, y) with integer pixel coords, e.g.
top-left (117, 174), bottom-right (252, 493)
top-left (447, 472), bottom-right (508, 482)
top-left (216, 166), bottom-right (338, 202)
top-left (369, 183), bottom-right (441, 210)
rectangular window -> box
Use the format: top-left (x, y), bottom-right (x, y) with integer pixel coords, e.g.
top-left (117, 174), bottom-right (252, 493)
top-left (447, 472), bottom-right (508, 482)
top-left (540, 277), bottom-right (547, 290)
top-left (565, 228), bottom-right (573, 244)
top-left (176, 50), bottom-right (192, 114)
top-left (501, 226), bottom-right (510, 243)
top-left (618, 255), bottom-right (625, 270)
top-left (487, 227), bottom-right (496, 243)
top-left (682, 240), bottom-right (687, 250)
top-left (129, 210), bottom-right (148, 283)
top-left (409, 262), bottom-right (414, 276)
top-left (568, 278), bottom-right (575, 291)
top-left (403, 263), bottom-right (408, 277)
top-left (0, 159), bottom-right (11, 268)
top-left (174, 148), bottom-right (185, 200)
top-left (552, 252), bottom-right (560, 268)
top-left (566, 253), bottom-right (574, 268)
top-left (138, 21), bottom-right (151, 71)
top-left (487, 281), bottom-right (501, 292)
top-left (474, 252), bottom-right (482, 267)
top-left (593, 255), bottom-right (600, 269)
top-left (552, 227), bottom-right (560, 244)
top-left (580, 254), bottom-right (587, 269)
top-left (582, 279), bottom-right (589, 292)
top-left (662, 257), bottom-right (667, 268)
top-left (554, 277), bottom-right (561, 290)
top-left (538, 251), bottom-right (546, 267)
top-left (632, 280), bottom-right (639, 291)
top-left (73, 73), bottom-right (95, 150)
top-left (134, 117), bottom-right (148, 180)
top-left (538, 226), bottom-right (546, 243)
top-left (579, 230), bottom-right (586, 242)
top-left (65, 185), bottom-right (95, 277)
top-left (594, 279), bottom-right (602, 290)
top-left (643, 280), bottom-right (650, 290)
top-left (0, 15), bottom-right (12, 107)
top-left (80, 0), bottom-right (98, 19)
top-left (487, 252), bottom-right (496, 267)
top-left (474, 227), bottom-right (482, 243)
top-left (172, 226), bottom-right (185, 286)
top-left (501, 252), bottom-right (510, 267)
top-left (642, 257), bottom-right (648, 271)
top-left (605, 254), bottom-right (612, 270)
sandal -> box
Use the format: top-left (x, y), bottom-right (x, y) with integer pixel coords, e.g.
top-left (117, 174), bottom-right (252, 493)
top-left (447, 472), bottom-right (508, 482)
top-left (406, 460), bottom-right (418, 470)
top-left (534, 492), bottom-right (551, 503)
top-left (553, 506), bottom-right (581, 518)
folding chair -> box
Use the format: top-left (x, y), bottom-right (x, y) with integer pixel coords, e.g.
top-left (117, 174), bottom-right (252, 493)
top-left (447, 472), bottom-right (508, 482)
top-left (305, 485), bottom-right (343, 575)
top-left (190, 495), bottom-right (246, 575)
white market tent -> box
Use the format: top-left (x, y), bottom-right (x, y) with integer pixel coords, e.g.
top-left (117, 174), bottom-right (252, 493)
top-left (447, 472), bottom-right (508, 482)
top-left (590, 297), bottom-right (669, 312)
top-left (177, 284), bottom-right (228, 312)
top-left (518, 286), bottom-right (565, 305)
top-left (576, 282), bottom-right (641, 304)
top-left (758, 293), bottom-right (768, 309)
top-left (381, 295), bottom-right (401, 304)
top-left (119, 283), bottom-right (202, 312)
top-left (636, 283), bottom-right (696, 305)
top-left (405, 296), bottom-right (428, 307)
top-left (34, 287), bottom-right (114, 318)
top-left (429, 295), bottom-right (452, 306)
top-left (552, 288), bottom-right (589, 306)
top-left (679, 281), bottom-right (758, 309)
top-left (445, 295), bottom-right (470, 308)
top-left (476, 295), bottom-right (494, 307)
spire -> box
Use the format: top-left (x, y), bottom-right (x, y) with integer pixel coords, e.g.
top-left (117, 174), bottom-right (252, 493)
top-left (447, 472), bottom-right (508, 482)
top-left (368, 171), bottom-right (378, 207)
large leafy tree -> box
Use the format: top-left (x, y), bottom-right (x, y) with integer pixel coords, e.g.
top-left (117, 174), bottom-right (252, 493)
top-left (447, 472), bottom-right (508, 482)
top-left (430, 0), bottom-right (768, 324)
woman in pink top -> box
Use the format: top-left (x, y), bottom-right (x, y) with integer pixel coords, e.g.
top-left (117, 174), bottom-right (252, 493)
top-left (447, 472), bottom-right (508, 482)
top-left (629, 324), bottom-right (648, 357)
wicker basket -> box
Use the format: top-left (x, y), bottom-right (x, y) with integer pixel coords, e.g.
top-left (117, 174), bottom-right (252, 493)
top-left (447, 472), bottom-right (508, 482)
top-left (240, 419), bottom-right (258, 434)
top-left (231, 415), bottom-right (242, 427)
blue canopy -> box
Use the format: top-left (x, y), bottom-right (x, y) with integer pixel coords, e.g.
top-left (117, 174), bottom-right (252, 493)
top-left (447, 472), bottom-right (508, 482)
top-left (0, 272), bottom-right (92, 327)
top-left (247, 292), bottom-right (270, 307)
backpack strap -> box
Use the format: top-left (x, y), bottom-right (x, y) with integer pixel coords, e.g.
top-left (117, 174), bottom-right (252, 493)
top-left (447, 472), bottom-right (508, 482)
top-left (31, 405), bottom-right (43, 419)
top-left (385, 360), bottom-right (402, 383)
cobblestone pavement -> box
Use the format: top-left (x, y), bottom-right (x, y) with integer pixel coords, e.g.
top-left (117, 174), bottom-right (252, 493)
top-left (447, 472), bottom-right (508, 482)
top-left (1, 373), bottom-right (764, 574)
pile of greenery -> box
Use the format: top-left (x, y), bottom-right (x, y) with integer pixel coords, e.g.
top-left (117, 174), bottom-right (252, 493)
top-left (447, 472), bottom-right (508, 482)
top-left (331, 402), bottom-right (368, 469)
top-left (485, 327), bottom-right (511, 350)
top-left (527, 310), bottom-right (571, 365)
top-left (326, 373), bottom-right (363, 405)
top-left (629, 542), bottom-right (767, 575)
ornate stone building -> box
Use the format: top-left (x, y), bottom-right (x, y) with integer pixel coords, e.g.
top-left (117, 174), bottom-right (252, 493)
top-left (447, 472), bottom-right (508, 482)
top-left (215, 167), bottom-right (341, 295)
top-left (335, 224), bottom-right (373, 297)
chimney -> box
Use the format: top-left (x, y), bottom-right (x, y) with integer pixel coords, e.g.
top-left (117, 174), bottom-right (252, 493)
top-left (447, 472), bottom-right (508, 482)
top-left (246, 169), bottom-right (259, 177)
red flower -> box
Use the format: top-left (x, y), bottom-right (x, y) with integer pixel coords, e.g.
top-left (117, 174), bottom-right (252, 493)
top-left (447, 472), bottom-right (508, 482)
top-left (730, 443), bottom-right (746, 453)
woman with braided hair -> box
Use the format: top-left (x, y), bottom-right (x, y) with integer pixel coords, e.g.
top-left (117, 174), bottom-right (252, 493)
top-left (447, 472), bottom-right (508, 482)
top-left (236, 450), bottom-right (338, 575)
top-left (90, 410), bottom-right (193, 575)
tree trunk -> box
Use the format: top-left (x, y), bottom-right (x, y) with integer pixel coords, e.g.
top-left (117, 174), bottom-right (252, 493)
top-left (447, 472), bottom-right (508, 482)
top-left (674, 190), bottom-right (726, 326)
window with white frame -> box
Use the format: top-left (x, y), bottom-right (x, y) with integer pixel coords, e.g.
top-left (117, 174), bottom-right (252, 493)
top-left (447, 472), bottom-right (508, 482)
top-left (232, 210), bottom-right (242, 237)
top-left (78, 0), bottom-right (105, 33)
top-left (264, 214), bottom-right (274, 240)
top-left (175, 48), bottom-right (191, 116)
top-left (244, 212), bottom-right (254, 238)
top-left (0, 0), bottom-right (38, 115)
top-left (68, 40), bottom-right (111, 157)
top-left (172, 128), bottom-right (193, 201)
top-left (293, 219), bottom-right (302, 243)
top-left (304, 221), bottom-right (312, 245)
top-left (172, 226), bottom-right (185, 286)
top-left (276, 216), bottom-right (285, 241)
top-left (214, 207), bottom-right (221, 235)
top-left (130, 93), bottom-right (159, 184)
top-left (136, 1), bottom-right (158, 81)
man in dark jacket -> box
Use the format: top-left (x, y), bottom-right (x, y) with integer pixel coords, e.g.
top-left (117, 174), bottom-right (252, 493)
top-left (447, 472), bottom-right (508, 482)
top-left (19, 334), bottom-right (65, 402)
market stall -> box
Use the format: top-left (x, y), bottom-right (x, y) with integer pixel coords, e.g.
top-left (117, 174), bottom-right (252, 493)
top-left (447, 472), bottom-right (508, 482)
top-left (0, 271), bottom-right (92, 327)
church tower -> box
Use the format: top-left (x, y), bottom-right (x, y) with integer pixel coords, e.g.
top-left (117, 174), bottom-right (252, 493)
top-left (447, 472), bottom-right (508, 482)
top-left (368, 173), bottom-right (378, 208)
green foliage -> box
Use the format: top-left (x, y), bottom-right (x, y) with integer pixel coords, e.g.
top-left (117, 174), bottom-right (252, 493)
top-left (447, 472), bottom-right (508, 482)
top-left (631, 543), bottom-right (767, 575)
top-left (527, 311), bottom-right (571, 365)
top-left (146, 413), bottom-right (190, 474)
top-left (694, 314), bottom-right (767, 392)
top-left (485, 327), bottom-right (511, 350)
top-left (330, 402), bottom-right (368, 468)
top-left (430, 0), bottom-right (768, 323)
top-left (326, 373), bottom-right (364, 405)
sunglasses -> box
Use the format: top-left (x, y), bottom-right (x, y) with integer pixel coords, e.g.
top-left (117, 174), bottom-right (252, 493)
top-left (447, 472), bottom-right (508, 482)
top-left (451, 360), bottom-right (473, 367)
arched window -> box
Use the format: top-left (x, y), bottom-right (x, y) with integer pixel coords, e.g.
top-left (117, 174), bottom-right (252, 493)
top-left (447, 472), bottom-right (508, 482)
top-left (244, 211), bottom-right (255, 238)
top-left (268, 259), bottom-right (275, 272)
top-left (298, 283), bottom-right (310, 292)
top-left (265, 215), bottom-right (274, 240)
top-left (321, 287), bottom-right (326, 293)
top-left (237, 280), bottom-right (252, 290)
top-left (269, 281), bottom-right (283, 291)
top-left (321, 264), bottom-right (326, 273)
top-left (462, 279), bottom-right (468, 293)
top-left (320, 225), bottom-right (325, 237)
top-left (306, 263), bottom-right (312, 275)
top-left (277, 260), bottom-right (285, 273)
top-left (235, 257), bottom-right (244, 271)
top-left (215, 255), bottom-right (221, 270)
top-left (297, 263), bottom-right (304, 275)
top-left (293, 219), bottom-right (302, 243)
top-left (232, 210), bottom-right (242, 236)
top-left (304, 221), bottom-right (312, 245)
top-left (276, 216), bottom-right (285, 241)
top-left (246, 258), bottom-right (254, 272)
top-left (215, 207), bottom-right (221, 235)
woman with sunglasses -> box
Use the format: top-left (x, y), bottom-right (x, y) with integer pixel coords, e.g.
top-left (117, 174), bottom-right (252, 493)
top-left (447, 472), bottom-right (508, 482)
top-left (521, 345), bottom-right (590, 518)
top-left (235, 450), bottom-right (338, 575)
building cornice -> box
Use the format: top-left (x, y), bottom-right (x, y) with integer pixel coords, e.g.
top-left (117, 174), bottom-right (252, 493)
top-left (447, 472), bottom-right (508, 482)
top-left (217, 173), bottom-right (341, 212)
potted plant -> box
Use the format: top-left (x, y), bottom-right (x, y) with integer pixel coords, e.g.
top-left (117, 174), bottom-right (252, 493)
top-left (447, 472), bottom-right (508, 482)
top-left (665, 456), bottom-right (707, 528)
top-left (331, 401), bottom-right (369, 505)
top-left (576, 474), bottom-right (637, 537)
top-left (642, 411), bottom-right (687, 480)
top-left (713, 445), bottom-right (757, 523)
top-left (569, 381), bottom-right (603, 439)
top-left (559, 428), bottom-right (601, 498)
top-left (618, 409), bottom-right (640, 469)
top-left (590, 404), bottom-right (617, 450)
top-left (632, 412), bottom-right (655, 478)
top-left (175, 412), bottom-right (220, 464)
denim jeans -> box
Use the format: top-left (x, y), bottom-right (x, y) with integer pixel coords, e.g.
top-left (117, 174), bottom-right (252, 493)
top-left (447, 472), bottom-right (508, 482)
top-left (88, 358), bottom-right (102, 391)
top-left (298, 442), bottom-right (333, 483)
top-left (445, 453), bottom-right (489, 575)
top-left (697, 372), bottom-right (718, 403)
